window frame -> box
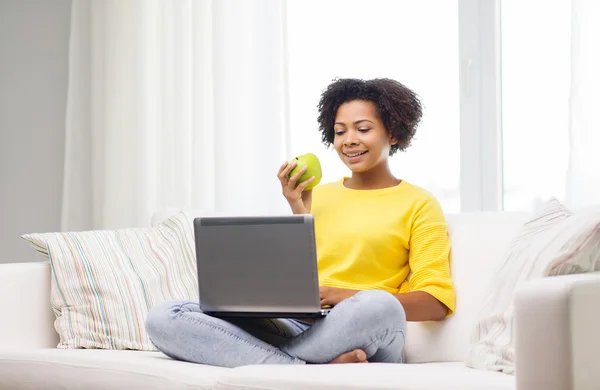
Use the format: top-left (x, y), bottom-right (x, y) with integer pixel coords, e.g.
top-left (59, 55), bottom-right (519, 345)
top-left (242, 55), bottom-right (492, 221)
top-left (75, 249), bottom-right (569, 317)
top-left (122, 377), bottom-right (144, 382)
top-left (458, 0), bottom-right (504, 212)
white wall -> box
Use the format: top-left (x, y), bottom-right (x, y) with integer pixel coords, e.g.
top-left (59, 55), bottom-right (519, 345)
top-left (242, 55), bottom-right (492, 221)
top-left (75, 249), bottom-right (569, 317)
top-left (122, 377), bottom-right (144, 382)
top-left (0, 0), bottom-right (71, 263)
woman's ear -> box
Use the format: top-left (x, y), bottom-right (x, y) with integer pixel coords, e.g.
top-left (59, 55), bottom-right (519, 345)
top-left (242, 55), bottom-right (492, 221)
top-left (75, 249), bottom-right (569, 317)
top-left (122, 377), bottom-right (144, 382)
top-left (390, 136), bottom-right (398, 146)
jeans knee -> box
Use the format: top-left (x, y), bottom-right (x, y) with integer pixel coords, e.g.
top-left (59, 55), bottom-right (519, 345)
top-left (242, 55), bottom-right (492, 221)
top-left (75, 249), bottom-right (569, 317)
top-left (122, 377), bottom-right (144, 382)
top-left (145, 300), bottom-right (184, 342)
top-left (351, 290), bottom-right (406, 329)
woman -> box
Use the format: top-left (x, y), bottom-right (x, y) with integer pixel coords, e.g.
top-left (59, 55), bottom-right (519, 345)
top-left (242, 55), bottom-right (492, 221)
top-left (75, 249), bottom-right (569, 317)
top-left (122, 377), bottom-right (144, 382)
top-left (146, 78), bottom-right (455, 367)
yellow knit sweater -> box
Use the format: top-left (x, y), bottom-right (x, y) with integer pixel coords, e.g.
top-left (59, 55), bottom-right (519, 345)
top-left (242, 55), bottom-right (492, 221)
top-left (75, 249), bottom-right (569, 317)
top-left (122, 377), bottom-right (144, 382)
top-left (311, 178), bottom-right (456, 315)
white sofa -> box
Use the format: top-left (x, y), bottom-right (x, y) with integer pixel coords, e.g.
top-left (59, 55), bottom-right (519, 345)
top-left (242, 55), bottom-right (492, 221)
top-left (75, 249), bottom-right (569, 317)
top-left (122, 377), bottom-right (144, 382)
top-left (1, 211), bottom-right (599, 390)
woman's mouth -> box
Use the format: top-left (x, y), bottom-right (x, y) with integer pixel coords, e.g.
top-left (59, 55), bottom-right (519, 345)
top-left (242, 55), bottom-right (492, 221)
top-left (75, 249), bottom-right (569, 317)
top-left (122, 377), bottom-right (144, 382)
top-left (343, 150), bottom-right (368, 162)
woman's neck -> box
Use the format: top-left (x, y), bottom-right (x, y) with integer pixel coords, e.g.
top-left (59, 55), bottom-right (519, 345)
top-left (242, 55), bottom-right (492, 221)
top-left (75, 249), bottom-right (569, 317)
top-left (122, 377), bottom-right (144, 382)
top-left (344, 164), bottom-right (400, 190)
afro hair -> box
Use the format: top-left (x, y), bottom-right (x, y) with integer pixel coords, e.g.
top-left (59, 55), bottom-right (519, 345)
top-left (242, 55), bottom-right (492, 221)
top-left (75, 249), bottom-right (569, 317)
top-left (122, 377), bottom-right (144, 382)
top-left (316, 78), bottom-right (423, 156)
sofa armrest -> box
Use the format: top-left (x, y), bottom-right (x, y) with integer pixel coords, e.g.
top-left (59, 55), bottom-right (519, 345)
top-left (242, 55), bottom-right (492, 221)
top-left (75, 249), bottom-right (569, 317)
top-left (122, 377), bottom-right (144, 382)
top-left (515, 272), bottom-right (600, 390)
top-left (0, 262), bottom-right (58, 348)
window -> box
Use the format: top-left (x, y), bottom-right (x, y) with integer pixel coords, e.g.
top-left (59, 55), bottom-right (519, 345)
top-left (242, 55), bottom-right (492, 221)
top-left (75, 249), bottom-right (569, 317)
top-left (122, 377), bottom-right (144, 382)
top-left (501, 0), bottom-right (572, 211)
top-left (286, 0), bottom-right (461, 212)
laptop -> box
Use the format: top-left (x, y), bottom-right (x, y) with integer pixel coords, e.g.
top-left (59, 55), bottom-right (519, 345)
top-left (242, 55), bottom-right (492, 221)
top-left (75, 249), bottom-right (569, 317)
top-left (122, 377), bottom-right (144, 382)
top-left (193, 214), bottom-right (331, 318)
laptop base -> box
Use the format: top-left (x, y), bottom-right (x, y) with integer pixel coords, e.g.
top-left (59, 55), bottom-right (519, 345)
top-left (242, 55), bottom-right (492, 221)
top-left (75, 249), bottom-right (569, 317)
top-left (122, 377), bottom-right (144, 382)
top-left (205, 309), bottom-right (331, 319)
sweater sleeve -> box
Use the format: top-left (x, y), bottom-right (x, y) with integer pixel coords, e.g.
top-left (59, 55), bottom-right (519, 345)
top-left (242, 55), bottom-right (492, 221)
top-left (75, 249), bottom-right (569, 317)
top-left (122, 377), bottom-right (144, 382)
top-left (408, 196), bottom-right (456, 316)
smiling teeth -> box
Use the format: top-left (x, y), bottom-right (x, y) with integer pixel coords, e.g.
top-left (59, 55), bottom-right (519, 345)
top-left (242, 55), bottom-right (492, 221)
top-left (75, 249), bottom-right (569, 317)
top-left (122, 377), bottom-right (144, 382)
top-left (345, 151), bottom-right (367, 157)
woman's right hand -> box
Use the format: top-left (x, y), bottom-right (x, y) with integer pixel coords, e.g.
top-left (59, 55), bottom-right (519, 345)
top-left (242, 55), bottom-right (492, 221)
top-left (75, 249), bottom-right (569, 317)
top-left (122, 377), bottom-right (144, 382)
top-left (277, 160), bottom-right (315, 206)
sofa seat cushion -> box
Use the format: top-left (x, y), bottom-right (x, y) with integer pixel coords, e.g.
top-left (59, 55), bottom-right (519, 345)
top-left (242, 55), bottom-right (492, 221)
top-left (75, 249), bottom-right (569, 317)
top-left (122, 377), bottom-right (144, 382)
top-left (218, 362), bottom-right (515, 390)
top-left (0, 349), bottom-right (226, 390)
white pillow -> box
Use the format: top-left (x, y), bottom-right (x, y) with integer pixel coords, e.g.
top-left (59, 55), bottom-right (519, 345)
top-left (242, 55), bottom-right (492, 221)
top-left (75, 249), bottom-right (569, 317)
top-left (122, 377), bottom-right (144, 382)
top-left (22, 212), bottom-right (198, 350)
top-left (465, 198), bottom-right (600, 374)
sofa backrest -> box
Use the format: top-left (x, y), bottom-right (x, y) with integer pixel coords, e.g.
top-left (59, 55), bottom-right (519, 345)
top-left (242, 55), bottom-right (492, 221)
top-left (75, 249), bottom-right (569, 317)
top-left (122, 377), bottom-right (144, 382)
top-left (151, 208), bottom-right (531, 364)
top-left (403, 211), bottom-right (530, 363)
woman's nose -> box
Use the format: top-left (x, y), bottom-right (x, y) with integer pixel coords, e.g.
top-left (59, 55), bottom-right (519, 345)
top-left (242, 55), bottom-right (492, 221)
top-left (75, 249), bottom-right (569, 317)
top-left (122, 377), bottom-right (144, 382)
top-left (343, 132), bottom-right (359, 146)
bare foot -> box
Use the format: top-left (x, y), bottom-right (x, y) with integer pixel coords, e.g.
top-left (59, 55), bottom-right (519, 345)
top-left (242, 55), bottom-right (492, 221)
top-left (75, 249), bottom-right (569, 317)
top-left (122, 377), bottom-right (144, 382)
top-left (329, 349), bottom-right (368, 364)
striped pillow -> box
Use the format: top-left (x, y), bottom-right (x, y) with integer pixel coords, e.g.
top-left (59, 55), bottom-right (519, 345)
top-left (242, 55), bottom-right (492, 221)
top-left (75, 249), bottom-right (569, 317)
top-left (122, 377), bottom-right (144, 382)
top-left (465, 198), bottom-right (600, 374)
top-left (22, 212), bottom-right (198, 350)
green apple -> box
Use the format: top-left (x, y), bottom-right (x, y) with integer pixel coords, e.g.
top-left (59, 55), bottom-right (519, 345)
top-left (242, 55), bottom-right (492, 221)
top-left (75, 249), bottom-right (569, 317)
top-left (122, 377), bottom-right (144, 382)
top-left (288, 153), bottom-right (322, 191)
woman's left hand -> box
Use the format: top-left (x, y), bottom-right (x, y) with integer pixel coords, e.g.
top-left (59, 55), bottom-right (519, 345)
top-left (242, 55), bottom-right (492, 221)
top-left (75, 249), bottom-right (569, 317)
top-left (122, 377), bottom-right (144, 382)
top-left (319, 286), bottom-right (359, 306)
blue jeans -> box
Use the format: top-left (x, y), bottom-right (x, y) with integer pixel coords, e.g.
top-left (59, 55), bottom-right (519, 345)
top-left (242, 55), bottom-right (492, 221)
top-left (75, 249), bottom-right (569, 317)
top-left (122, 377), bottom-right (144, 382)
top-left (145, 290), bottom-right (406, 367)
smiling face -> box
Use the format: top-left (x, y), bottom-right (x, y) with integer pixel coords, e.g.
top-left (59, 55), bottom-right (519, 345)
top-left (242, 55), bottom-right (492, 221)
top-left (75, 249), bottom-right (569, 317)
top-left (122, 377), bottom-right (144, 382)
top-left (333, 100), bottom-right (397, 173)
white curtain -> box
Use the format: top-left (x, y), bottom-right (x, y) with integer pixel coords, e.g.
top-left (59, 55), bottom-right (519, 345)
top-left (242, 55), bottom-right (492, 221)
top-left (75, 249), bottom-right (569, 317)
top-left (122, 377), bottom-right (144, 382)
top-left (62, 0), bottom-right (291, 231)
top-left (566, 0), bottom-right (600, 209)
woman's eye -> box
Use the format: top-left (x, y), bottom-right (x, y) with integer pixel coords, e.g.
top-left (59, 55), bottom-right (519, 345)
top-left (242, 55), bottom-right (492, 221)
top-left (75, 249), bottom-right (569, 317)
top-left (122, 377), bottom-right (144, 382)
top-left (358, 128), bottom-right (370, 133)
top-left (334, 130), bottom-right (345, 136)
